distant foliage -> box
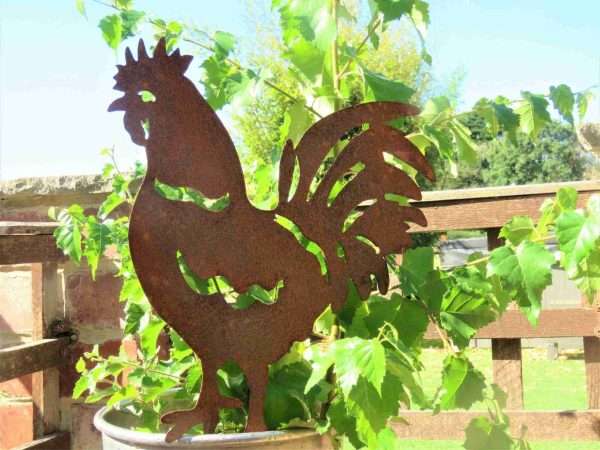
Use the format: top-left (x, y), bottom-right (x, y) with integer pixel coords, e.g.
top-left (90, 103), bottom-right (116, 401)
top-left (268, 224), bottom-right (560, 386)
top-left (426, 120), bottom-right (591, 190)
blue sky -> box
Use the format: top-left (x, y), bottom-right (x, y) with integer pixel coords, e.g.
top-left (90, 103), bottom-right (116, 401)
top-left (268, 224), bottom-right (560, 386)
top-left (0, 0), bottom-right (599, 181)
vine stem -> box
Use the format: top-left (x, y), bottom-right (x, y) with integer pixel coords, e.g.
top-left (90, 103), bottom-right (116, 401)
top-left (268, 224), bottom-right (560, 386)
top-left (92, 0), bottom-right (322, 118)
top-left (330, 0), bottom-right (340, 112)
top-left (119, 359), bottom-right (185, 383)
top-left (459, 233), bottom-right (556, 269)
top-left (336, 16), bottom-right (381, 83)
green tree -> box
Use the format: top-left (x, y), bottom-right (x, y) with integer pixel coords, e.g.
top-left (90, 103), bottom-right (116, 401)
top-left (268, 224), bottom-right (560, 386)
top-left (427, 119), bottom-right (590, 190)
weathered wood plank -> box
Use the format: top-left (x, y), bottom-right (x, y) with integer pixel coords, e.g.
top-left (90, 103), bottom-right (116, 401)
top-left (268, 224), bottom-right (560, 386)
top-left (0, 221), bottom-right (57, 235)
top-left (32, 262), bottom-right (62, 438)
top-left (486, 228), bottom-right (524, 409)
top-left (411, 186), bottom-right (599, 232)
top-left (492, 338), bottom-right (523, 409)
top-left (12, 432), bottom-right (70, 450)
top-left (420, 180), bottom-right (600, 203)
top-left (0, 235), bottom-right (65, 264)
top-left (584, 336), bottom-right (600, 409)
top-left (393, 410), bottom-right (600, 441)
top-left (0, 338), bottom-right (69, 383)
top-left (425, 308), bottom-right (600, 339)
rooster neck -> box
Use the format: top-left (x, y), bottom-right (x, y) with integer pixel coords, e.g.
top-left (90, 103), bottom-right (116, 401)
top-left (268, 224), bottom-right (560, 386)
top-left (143, 79), bottom-right (247, 203)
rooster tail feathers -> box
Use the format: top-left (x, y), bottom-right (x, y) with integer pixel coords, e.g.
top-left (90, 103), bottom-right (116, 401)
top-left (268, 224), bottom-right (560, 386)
top-left (277, 102), bottom-right (434, 299)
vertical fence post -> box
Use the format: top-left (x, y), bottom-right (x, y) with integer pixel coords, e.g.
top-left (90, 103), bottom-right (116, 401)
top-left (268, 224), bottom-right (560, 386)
top-left (584, 336), bottom-right (600, 409)
top-left (487, 228), bottom-right (524, 409)
top-left (31, 262), bottom-right (61, 438)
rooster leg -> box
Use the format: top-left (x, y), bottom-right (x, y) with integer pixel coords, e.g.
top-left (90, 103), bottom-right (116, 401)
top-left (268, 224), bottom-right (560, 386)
top-left (162, 358), bottom-right (241, 441)
top-left (245, 365), bottom-right (269, 432)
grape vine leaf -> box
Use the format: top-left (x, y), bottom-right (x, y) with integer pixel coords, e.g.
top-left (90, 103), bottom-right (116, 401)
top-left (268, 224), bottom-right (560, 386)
top-left (98, 14), bottom-right (123, 50)
top-left (463, 416), bottom-right (513, 450)
top-left (515, 91), bottom-right (551, 137)
top-left (549, 84), bottom-right (575, 124)
top-left (438, 355), bottom-right (486, 410)
top-left (363, 68), bottom-right (415, 103)
top-left (499, 216), bottom-right (535, 246)
top-left (488, 241), bottom-right (555, 324)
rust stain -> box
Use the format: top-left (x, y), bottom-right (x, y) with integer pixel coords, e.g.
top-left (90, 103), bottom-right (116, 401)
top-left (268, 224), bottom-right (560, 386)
top-left (109, 38), bottom-right (433, 441)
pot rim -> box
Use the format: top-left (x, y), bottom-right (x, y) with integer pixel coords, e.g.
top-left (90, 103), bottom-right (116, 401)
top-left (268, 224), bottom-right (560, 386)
top-left (93, 406), bottom-right (319, 448)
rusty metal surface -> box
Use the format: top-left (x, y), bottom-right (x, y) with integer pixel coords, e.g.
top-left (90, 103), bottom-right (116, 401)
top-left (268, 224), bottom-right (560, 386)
top-left (109, 38), bottom-right (433, 441)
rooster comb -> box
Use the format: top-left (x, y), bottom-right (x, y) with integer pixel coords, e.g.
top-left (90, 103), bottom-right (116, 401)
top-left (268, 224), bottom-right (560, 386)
top-left (113, 38), bottom-right (193, 92)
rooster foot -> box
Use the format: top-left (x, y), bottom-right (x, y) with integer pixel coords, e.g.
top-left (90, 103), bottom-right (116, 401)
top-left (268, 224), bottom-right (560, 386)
top-left (162, 398), bottom-right (241, 442)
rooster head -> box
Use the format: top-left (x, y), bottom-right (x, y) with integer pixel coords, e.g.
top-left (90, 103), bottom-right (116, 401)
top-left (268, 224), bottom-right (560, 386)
top-left (108, 38), bottom-right (193, 146)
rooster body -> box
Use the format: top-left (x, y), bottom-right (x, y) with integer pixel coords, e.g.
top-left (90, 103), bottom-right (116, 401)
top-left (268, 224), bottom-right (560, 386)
top-left (110, 40), bottom-right (433, 441)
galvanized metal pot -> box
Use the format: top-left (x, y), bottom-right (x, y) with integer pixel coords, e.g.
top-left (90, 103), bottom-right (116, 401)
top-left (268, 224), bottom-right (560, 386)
top-left (94, 407), bottom-right (331, 450)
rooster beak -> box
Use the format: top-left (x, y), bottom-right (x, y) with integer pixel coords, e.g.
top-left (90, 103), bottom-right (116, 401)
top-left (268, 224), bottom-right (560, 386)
top-left (108, 96), bottom-right (128, 112)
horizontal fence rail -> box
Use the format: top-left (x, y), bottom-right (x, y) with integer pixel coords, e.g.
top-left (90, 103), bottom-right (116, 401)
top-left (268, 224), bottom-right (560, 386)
top-left (0, 222), bottom-right (70, 449)
top-left (0, 338), bottom-right (70, 383)
top-left (1, 180), bottom-right (600, 445)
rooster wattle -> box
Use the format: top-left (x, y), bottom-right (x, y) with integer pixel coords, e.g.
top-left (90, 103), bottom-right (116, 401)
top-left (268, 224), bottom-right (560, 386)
top-left (109, 38), bottom-right (434, 442)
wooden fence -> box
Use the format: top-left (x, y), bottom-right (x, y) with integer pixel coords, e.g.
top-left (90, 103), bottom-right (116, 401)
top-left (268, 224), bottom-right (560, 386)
top-left (0, 180), bottom-right (599, 445)
top-left (0, 222), bottom-right (70, 450)
top-left (396, 180), bottom-right (600, 441)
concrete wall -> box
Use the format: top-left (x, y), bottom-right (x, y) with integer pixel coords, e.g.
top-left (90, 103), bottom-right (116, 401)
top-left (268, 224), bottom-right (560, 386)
top-left (1, 175), bottom-right (118, 450)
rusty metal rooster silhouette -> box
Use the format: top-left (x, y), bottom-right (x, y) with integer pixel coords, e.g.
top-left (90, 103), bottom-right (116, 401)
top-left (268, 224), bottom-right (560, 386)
top-left (109, 38), bottom-right (434, 442)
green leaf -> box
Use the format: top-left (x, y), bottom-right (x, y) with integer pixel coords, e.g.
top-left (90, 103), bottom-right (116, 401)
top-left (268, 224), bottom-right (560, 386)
top-left (326, 397), bottom-right (362, 448)
top-left (214, 31), bottom-right (236, 57)
top-left (438, 355), bottom-right (486, 410)
top-left (410, 0), bottom-right (430, 37)
top-left (283, 100), bottom-right (314, 146)
top-left (376, 428), bottom-right (401, 450)
top-left (488, 241), bottom-right (555, 323)
top-left (124, 302), bottom-right (146, 335)
top-left (304, 345), bottom-right (335, 394)
top-left (120, 277), bottom-right (145, 303)
top-left (515, 91), bottom-right (551, 137)
top-left (463, 416), bottom-right (513, 450)
top-left (54, 206), bottom-right (85, 263)
top-left (99, 192), bottom-right (125, 219)
top-left (549, 84), bottom-right (575, 124)
top-left (474, 98), bottom-right (519, 144)
top-left (333, 338), bottom-right (386, 396)
top-left (120, 10), bottom-right (145, 39)
top-left (556, 204), bottom-right (600, 277)
top-left (217, 361), bottom-right (249, 403)
top-left (139, 316), bottom-right (165, 358)
top-left (72, 375), bottom-right (90, 399)
top-left (576, 91), bottom-right (594, 121)
top-left (75, 0), bottom-right (86, 17)
top-left (185, 365), bottom-right (202, 394)
top-left (346, 374), bottom-right (403, 446)
top-left (98, 15), bottom-right (123, 50)
top-left (449, 119), bottom-right (477, 166)
top-left (84, 218), bottom-right (112, 279)
top-left (313, 305), bottom-right (336, 337)
top-left (363, 68), bottom-right (415, 103)
top-left (499, 216), bottom-right (535, 246)
top-left (352, 294), bottom-right (428, 347)
top-left (373, 0), bottom-right (413, 22)
top-left (114, 0), bottom-right (133, 9)
top-left (75, 357), bottom-right (86, 373)
top-left (286, 39), bottom-right (326, 82)
top-left (492, 100), bottom-right (520, 144)
top-left (420, 96), bottom-right (452, 125)
top-left (399, 246), bottom-right (434, 296)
